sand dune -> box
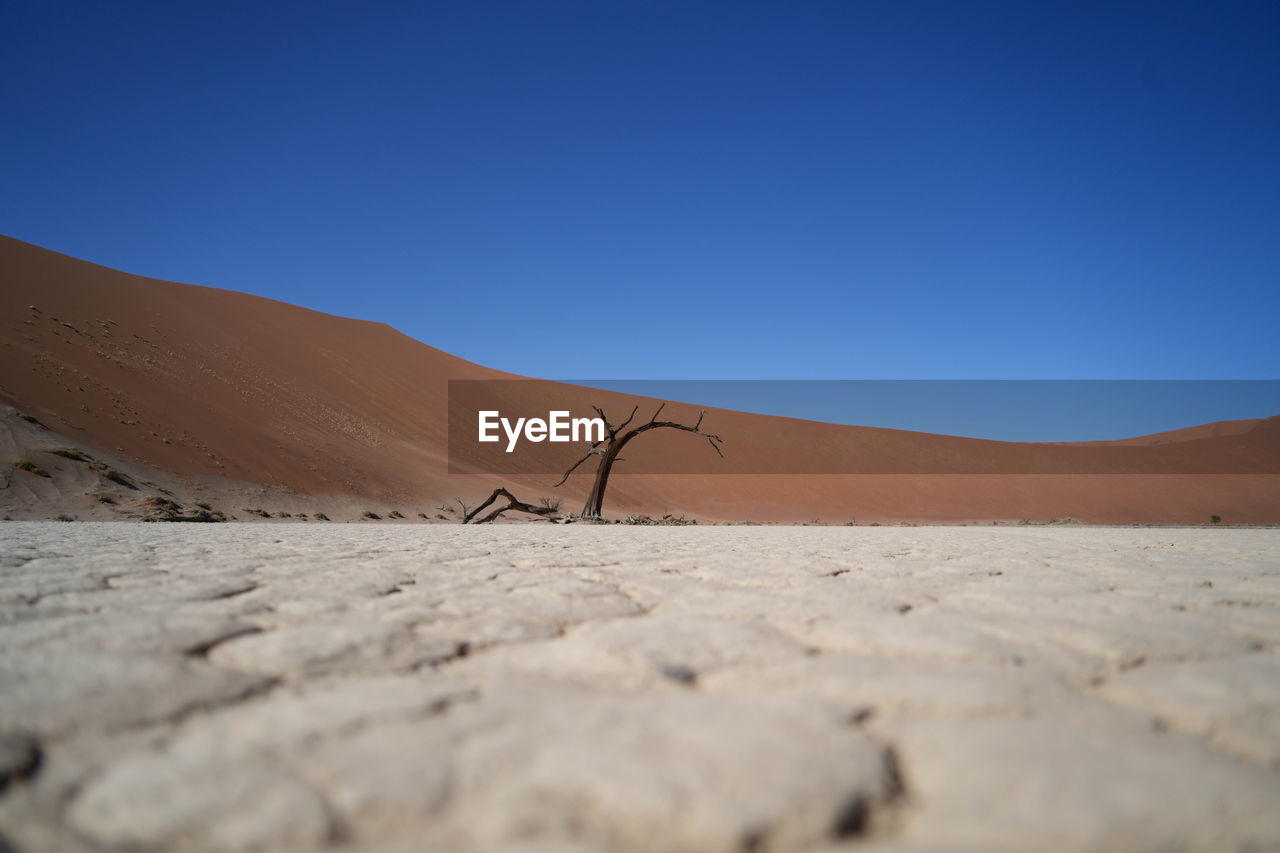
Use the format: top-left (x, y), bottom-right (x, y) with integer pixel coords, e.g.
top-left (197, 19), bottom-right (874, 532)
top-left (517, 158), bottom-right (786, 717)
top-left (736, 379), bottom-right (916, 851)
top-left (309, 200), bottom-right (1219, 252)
top-left (2, 235), bottom-right (1277, 523)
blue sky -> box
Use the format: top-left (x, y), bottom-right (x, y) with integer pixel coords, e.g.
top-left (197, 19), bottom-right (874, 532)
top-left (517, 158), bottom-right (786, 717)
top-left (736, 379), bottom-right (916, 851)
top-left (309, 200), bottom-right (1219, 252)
top-left (571, 380), bottom-right (1280, 441)
top-left (3, 2), bottom-right (1278, 426)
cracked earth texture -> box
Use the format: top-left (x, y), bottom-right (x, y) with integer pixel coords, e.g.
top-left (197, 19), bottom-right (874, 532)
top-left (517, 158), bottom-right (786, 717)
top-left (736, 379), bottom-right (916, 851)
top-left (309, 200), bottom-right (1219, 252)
top-left (1, 522), bottom-right (1278, 852)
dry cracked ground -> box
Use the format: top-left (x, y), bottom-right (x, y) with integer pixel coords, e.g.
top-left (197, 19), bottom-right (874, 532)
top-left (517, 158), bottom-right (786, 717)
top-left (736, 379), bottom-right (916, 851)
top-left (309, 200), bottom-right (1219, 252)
top-left (1, 523), bottom-right (1279, 853)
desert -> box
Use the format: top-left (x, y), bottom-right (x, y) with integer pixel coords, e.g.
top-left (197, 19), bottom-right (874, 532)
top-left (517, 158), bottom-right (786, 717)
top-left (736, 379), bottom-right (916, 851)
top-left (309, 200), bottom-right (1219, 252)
top-left (3, 236), bottom-right (1277, 526)
top-left (3, 522), bottom-right (1279, 852)
top-left (3, 234), bottom-right (1280, 853)
top-left (4, 3), bottom-right (1280, 850)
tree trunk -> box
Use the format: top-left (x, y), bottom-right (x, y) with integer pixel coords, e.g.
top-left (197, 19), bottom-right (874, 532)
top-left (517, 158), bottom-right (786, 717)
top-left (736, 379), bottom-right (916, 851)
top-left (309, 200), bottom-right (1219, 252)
top-left (556, 403), bottom-right (722, 520)
top-left (582, 445), bottom-right (622, 517)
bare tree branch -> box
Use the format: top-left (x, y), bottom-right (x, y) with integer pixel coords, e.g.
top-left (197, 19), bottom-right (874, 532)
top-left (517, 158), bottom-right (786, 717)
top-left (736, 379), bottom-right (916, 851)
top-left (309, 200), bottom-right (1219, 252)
top-left (552, 445), bottom-right (602, 488)
top-left (591, 406), bottom-right (615, 439)
top-left (616, 405), bottom-right (640, 433)
top-left (552, 402), bottom-right (725, 518)
top-left (463, 487), bottom-right (562, 524)
top-left (623, 411), bottom-right (724, 458)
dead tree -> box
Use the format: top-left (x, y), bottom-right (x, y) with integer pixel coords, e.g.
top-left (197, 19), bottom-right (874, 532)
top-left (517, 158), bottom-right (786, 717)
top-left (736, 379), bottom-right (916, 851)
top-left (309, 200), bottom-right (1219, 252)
top-left (463, 487), bottom-right (562, 524)
top-left (555, 403), bottom-right (723, 518)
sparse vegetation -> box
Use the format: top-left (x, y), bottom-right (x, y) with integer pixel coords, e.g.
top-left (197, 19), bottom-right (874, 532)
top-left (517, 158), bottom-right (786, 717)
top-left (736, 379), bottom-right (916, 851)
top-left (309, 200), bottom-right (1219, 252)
top-left (97, 495), bottom-right (115, 504)
top-left (313, 512), bottom-right (330, 521)
top-left (38, 448), bottom-right (136, 489)
top-left (363, 511), bottom-right (381, 520)
top-left (621, 513), bottom-right (696, 526)
top-left (539, 496), bottom-right (563, 513)
top-left (141, 497), bottom-right (225, 523)
top-left (195, 501), bottom-right (212, 510)
top-left (1211, 514), bottom-right (1222, 525)
top-left (90, 460), bottom-right (134, 487)
top-left (418, 512), bottom-right (429, 519)
top-left (12, 459), bottom-right (51, 478)
top-left (55, 514), bottom-right (74, 522)
top-left (19, 413), bottom-right (46, 428)
top-left (141, 497), bottom-right (182, 519)
top-left (274, 512), bottom-right (292, 518)
top-left (389, 510), bottom-right (405, 519)
top-left (243, 508), bottom-right (271, 518)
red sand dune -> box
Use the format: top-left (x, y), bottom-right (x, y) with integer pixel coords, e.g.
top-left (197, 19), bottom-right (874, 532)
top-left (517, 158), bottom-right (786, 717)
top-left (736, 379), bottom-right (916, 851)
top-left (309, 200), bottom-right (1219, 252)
top-left (2, 235), bottom-right (1277, 523)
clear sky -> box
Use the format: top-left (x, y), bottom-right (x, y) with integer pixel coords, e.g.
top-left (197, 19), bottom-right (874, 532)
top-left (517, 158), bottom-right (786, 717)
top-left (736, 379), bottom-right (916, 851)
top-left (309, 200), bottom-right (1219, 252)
top-left (3, 2), bottom-right (1278, 400)
top-left (571, 380), bottom-right (1280, 441)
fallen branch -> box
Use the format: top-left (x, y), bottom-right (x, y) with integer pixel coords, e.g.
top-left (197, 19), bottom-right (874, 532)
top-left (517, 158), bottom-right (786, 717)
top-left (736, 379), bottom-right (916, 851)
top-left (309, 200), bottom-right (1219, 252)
top-left (463, 487), bottom-right (563, 524)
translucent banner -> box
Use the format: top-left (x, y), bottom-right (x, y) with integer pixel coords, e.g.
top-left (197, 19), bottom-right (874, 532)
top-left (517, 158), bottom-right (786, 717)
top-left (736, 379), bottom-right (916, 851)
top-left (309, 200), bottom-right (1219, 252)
top-left (447, 380), bottom-right (1280, 475)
